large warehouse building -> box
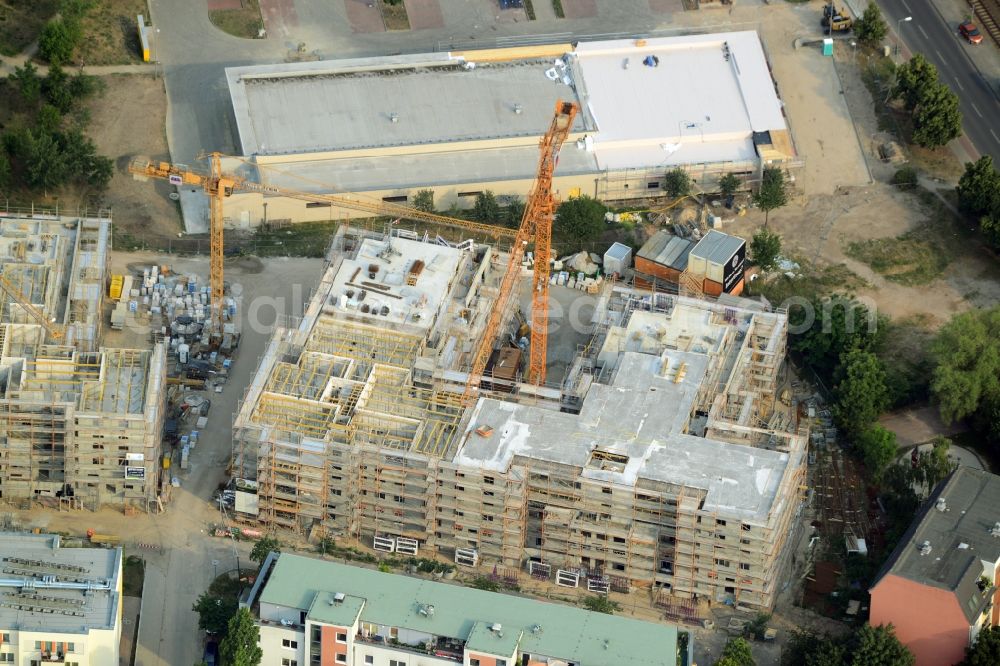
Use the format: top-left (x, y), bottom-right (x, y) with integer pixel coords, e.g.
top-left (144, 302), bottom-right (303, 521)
top-left (210, 31), bottom-right (800, 229)
top-left (231, 226), bottom-right (807, 611)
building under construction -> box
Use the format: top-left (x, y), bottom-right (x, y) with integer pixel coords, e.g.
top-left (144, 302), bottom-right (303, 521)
top-left (0, 214), bottom-right (167, 510)
top-left (232, 226), bottom-right (806, 611)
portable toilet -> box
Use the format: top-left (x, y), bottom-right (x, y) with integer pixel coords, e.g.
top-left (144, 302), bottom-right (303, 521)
top-left (822, 38), bottom-right (834, 56)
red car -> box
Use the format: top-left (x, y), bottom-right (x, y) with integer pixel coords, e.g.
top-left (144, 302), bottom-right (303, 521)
top-left (959, 20), bottom-right (983, 44)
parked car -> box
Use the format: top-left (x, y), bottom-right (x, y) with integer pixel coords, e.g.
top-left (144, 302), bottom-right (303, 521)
top-left (203, 641), bottom-right (218, 666)
top-left (959, 20), bottom-right (983, 44)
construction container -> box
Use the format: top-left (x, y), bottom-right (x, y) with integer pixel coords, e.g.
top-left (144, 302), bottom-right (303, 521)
top-left (686, 230), bottom-right (746, 296)
top-left (108, 275), bottom-right (124, 299)
top-left (603, 242), bottom-right (632, 276)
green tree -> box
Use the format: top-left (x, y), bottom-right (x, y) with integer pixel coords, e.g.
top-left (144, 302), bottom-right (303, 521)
top-left (250, 536), bottom-right (281, 564)
top-left (911, 436), bottom-right (957, 491)
top-left (806, 640), bottom-right (848, 666)
top-left (58, 129), bottom-right (113, 189)
top-left (664, 168), bottom-right (691, 198)
top-left (894, 54), bottom-right (938, 112)
top-left (834, 348), bottom-right (889, 439)
top-left (855, 2), bottom-right (888, 46)
top-left (0, 152), bottom-right (10, 192)
top-left (19, 129), bottom-right (68, 191)
top-left (219, 608), bottom-right (263, 666)
top-left (982, 210), bottom-right (1000, 250)
top-left (912, 82), bottom-right (962, 148)
top-left (582, 595), bottom-right (621, 614)
top-left (38, 18), bottom-right (81, 66)
top-left (957, 156), bottom-right (1000, 217)
top-left (554, 195), bottom-right (607, 245)
top-left (855, 425), bottom-right (898, 479)
top-left (10, 63), bottom-right (42, 105)
top-left (412, 189), bottom-right (435, 213)
top-left (791, 297), bottom-right (882, 380)
top-left (472, 191), bottom-right (500, 224)
top-left (192, 590), bottom-right (238, 636)
top-left (930, 307), bottom-right (1000, 424)
top-left (891, 166), bottom-right (918, 189)
top-left (849, 624), bottom-right (914, 666)
top-left (719, 173), bottom-right (741, 197)
top-left (754, 167), bottom-right (788, 226)
top-left (37, 105), bottom-right (63, 134)
top-left (716, 637), bottom-right (755, 666)
top-left (503, 197), bottom-right (526, 228)
top-left (750, 228), bottom-right (781, 271)
top-left (43, 64), bottom-right (74, 114)
top-left (962, 626), bottom-right (1000, 665)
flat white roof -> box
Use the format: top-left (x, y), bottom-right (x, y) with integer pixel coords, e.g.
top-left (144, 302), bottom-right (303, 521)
top-left (574, 31), bottom-right (787, 170)
top-left (227, 54), bottom-right (592, 156)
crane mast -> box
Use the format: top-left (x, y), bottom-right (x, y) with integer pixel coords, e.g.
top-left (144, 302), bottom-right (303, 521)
top-left (462, 100), bottom-right (578, 403)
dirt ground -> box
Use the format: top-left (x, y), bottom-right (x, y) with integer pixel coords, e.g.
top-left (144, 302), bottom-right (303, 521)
top-left (75, 0), bottom-right (149, 65)
top-left (87, 73), bottom-right (183, 246)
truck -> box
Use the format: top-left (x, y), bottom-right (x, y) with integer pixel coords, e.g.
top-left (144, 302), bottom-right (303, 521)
top-left (822, 4), bottom-right (853, 31)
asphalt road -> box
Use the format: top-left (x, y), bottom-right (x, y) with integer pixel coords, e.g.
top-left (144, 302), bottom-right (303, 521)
top-left (879, 0), bottom-right (1000, 163)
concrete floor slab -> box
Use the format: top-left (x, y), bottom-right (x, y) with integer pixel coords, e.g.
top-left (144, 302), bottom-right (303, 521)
top-left (562, 0), bottom-right (598, 19)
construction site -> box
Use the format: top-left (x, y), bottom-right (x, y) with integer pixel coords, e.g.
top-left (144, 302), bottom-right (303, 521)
top-left (231, 216), bottom-right (808, 611)
top-left (0, 214), bottom-right (166, 510)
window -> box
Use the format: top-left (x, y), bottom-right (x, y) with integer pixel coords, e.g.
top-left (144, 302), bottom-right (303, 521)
top-left (740, 563), bottom-right (751, 571)
top-left (647, 181), bottom-right (660, 189)
top-left (306, 202), bottom-right (332, 208)
top-left (365, 657), bottom-right (374, 665)
top-left (0, 655), bottom-right (12, 663)
top-left (715, 558), bottom-right (730, 568)
top-left (282, 639), bottom-right (298, 649)
top-left (382, 195), bottom-right (408, 203)
top-left (471, 660), bottom-right (481, 666)
top-left (282, 660), bottom-right (298, 666)
top-left (498, 660), bottom-right (507, 666)
top-left (457, 191), bottom-right (482, 198)
top-left (336, 655), bottom-right (347, 664)
top-left (336, 633), bottom-right (347, 643)
top-left (0, 634), bottom-right (8, 643)
top-left (390, 661), bottom-right (407, 666)
top-left (716, 519), bottom-right (727, 527)
top-left (66, 643), bottom-right (75, 653)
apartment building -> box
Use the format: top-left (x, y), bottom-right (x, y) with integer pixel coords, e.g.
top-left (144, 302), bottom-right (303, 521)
top-left (233, 227), bottom-right (807, 611)
top-left (870, 467), bottom-right (1000, 666)
top-left (0, 344), bottom-right (167, 510)
top-left (0, 532), bottom-right (122, 666)
top-left (246, 552), bottom-right (679, 666)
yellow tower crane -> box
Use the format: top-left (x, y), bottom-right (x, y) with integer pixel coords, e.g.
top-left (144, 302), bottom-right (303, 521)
top-left (129, 154), bottom-right (518, 338)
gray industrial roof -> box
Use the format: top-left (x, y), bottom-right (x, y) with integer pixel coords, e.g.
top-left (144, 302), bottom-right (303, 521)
top-left (227, 55), bottom-right (592, 156)
top-left (872, 467), bottom-right (1000, 623)
top-left (252, 143), bottom-right (599, 195)
top-left (456, 350), bottom-right (791, 521)
top-left (261, 554), bottom-right (677, 666)
top-left (690, 230), bottom-right (745, 265)
top-left (637, 230), bottom-right (694, 271)
top-left (0, 533), bottom-right (121, 633)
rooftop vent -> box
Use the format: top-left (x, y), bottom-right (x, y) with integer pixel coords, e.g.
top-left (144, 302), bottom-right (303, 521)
top-left (490, 623), bottom-right (502, 632)
top-left (936, 497), bottom-right (947, 512)
top-left (531, 624), bottom-right (543, 634)
top-left (992, 522), bottom-right (1000, 538)
top-left (919, 540), bottom-right (932, 556)
top-left (334, 592), bottom-right (345, 603)
top-left (513, 104), bottom-right (523, 115)
top-left (390, 113), bottom-right (399, 124)
top-left (417, 603), bottom-right (435, 617)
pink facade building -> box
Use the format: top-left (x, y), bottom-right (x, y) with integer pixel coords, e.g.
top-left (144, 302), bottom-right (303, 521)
top-left (869, 467), bottom-right (1000, 666)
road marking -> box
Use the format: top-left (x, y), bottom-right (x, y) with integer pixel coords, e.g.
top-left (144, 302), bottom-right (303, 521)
top-left (901, 0), bottom-right (912, 11)
top-left (954, 77), bottom-right (964, 91)
top-left (919, 25), bottom-right (929, 39)
top-left (935, 49), bottom-right (950, 67)
top-left (972, 102), bottom-right (984, 118)
top-left (992, 129), bottom-right (1000, 144)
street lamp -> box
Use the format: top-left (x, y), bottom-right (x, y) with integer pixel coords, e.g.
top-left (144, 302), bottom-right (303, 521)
top-left (896, 16), bottom-right (912, 61)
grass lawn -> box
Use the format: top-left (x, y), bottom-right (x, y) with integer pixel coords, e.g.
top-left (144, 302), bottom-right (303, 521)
top-left (123, 555), bottom-right (145, 597)
top-left (845, 229), bottom-right (950, 286)
top-left (75, 0), bottom-right (149, 65)
top-left (210, 0), bottom-right (264, 39)
top-left (0, 0), bottom-right (59, 56)
top-left (380, 0), bottom-right (410, 30)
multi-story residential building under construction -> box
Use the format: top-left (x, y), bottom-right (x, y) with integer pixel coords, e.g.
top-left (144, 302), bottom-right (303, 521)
top-left (0, 214), bottom-right (167, 510)
top-left (232, 225), bottom-right (807, 611)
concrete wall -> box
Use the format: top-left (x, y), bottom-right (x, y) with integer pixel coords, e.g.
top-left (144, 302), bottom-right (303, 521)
top-left (869, 574), bottom-right (970, 666)
top-left (259, 623), bottom-right (306, 666)
top-left (10, 627), bottom-right (118, 666)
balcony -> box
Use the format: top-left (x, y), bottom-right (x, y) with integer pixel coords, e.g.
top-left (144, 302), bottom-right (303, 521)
top-left (355, 633), bottom-right (465, 663)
